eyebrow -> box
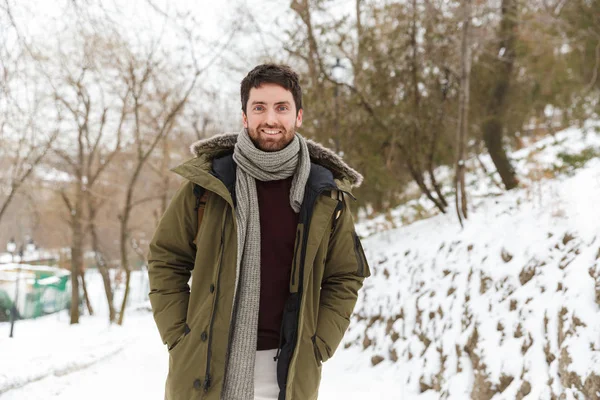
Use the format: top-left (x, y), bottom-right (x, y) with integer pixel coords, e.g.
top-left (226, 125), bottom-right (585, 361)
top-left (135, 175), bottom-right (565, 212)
top-left (251, 101), bottom-right (291, 106)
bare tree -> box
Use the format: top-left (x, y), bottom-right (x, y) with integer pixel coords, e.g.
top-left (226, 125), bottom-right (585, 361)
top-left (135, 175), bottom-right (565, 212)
top-left (116, 54), bottom-right (200, 325)
top-left (51, 33), bottom-right (130, 323)
top-left (0, 6), bottom-right (59, 229)
top-left (455, 0), bottom-right (472, 227)
top-left (53, 66), bottom-right (100, 323)
top-left (288, 0), bottom-right (451, 212)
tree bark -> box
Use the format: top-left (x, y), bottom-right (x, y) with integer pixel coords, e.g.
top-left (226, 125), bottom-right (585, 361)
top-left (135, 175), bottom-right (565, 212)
top-left (483, 118), bottom-right (519, 190)
top-left (117, 211), bottom-right (131, 326)
top-left (89, 200), bottom-right (116, 323)
top-left (79, 267), bottom-right (94, 315)
top-left (482, 0), bottom-right (519, 190)
top-left (69, 211), bottom-right (82, 324)
top-left (355, 0), bottom-right (364, 83)
top-left (117, 167), bottom-right (139, 326)
top-left (428, 165), bottom-right (448, 209)
top-left (428, 70), bottom-right (451, 210)
top-left (118, 269), bottom-right (132, 325)
top-left (406, 159), bottom-right (447, 213)
top-left (455, 0), bottom-right (472, 226)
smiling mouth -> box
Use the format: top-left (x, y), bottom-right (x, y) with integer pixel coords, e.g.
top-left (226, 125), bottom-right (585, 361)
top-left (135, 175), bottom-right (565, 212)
top-left (260, 128), bottom-right (283, 136)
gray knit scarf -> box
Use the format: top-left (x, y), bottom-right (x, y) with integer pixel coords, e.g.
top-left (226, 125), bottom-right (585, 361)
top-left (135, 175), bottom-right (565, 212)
top-left (221, 128), bottom-right (311, 399)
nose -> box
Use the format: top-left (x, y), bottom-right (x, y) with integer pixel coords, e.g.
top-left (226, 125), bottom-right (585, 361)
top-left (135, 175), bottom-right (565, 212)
top-left (265, 108), bottom-right (278, 126)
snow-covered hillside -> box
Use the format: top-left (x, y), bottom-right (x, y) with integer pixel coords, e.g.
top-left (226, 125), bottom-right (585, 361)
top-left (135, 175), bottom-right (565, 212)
top-left (350, 123), bottom-right (600, 399)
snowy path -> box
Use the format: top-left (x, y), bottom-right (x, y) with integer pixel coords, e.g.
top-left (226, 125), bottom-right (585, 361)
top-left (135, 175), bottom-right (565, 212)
top-left (1, 310), bottom-right (419, 400)
top-left (1, 313), bottom-right (168, 400)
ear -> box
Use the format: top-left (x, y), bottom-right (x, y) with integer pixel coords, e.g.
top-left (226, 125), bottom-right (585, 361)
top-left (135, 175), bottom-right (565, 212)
top-left (242, 111), bottom-right (248, 128)
top-left (296, 108), bottom-right (303, 128)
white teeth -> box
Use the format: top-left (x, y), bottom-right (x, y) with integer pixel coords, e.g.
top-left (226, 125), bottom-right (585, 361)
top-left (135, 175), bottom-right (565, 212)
top-left (262, 129), bottom-right (281, 135)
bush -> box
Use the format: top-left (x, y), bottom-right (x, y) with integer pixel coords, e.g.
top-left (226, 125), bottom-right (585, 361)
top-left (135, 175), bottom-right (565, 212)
top-left (554, 147), bottom-right (600, 175)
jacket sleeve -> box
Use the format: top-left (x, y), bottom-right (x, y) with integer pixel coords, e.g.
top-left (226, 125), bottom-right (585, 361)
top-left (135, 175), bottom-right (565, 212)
top-left (314, 193), bottom-right (370, 362)
top-left (147, 180), bottom-right (198, 349)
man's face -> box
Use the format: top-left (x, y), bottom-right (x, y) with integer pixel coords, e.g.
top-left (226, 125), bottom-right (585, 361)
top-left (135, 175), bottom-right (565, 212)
top-left (242, 83), bottom-right (303, 152)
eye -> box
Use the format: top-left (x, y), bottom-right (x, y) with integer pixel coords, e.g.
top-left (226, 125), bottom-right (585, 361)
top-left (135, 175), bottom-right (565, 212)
top-left (277, 105), bottom-right (289, 112)
top-left (253, 105), bottom-right (265, 112)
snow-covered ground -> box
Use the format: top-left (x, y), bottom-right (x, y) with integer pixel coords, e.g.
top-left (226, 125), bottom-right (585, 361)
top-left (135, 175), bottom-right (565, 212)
top-left (0, 308), bottom-right (411, 400)
top-left (349, 124), bottom-right (600, 399)
top-left (0, 270), bottom-right (408, 399)
top-left (1, 123), bottom-right (599, 399)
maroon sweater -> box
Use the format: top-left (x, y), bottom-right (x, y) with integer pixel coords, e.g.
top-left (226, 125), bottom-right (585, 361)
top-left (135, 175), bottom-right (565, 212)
top-left (256, 177), bottom-right (299, 350)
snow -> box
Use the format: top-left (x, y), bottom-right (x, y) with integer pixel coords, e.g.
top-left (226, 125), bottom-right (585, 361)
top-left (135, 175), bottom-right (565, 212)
top-left (1, 123), bottom-right (600, 399)
top-left (348, 124), bottom-right (600, 398)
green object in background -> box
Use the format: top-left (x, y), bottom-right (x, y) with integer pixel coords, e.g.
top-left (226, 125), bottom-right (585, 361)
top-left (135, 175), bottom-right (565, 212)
top-left (0, 289), bottom-right (12, 321)
top-left (0, 266), bottom-right (70, 321)
top-left (26, 274), bottom-right (70, 318)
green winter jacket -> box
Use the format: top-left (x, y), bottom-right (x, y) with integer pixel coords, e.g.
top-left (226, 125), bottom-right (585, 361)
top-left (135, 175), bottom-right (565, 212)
top-left (147, 133), bottom-right (370, 400)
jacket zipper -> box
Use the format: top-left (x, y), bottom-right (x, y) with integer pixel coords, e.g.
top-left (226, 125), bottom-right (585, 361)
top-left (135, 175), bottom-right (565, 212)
top-left (290, 187), bottom-right (353, 288)
top-left (290, 227), bottom-right (301, 286)
top-left (274, 187), bottom-right (354, 379)
top-left (203, 208), bottom-right (227, 392)
top-left (353, 232), bottom-right (365, 277)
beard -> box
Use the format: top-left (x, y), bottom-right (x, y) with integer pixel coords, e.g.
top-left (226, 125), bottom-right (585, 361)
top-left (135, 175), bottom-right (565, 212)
top-left (247, 123), bottom-right (297, 152)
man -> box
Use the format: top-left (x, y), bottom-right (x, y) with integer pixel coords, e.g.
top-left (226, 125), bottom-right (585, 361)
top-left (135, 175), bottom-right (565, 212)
top-left (148, 64), bottom-right (370, 400)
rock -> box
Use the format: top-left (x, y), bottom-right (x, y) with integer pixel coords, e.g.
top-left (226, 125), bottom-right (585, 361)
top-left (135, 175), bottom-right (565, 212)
top-left (371, 355), bottom-right (384, 366)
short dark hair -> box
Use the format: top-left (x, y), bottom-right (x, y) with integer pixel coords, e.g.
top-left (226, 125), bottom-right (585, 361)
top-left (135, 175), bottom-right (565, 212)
top-left (240, 64), bottom-right (302, 115)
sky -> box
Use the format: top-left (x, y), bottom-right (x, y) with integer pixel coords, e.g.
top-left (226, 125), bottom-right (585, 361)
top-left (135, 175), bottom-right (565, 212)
top-left (3, 0), bottom-right (367, 137)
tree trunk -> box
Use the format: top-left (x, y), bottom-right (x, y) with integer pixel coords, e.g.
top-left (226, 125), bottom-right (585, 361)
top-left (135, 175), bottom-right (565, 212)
top-left (89, 201), bottom-right (115, 323)
top-left (79, 268), bottom-right (94, 315)
top-left (117, 269), bottom-right (131, 326)
top-left (455, 0), bottom-right (472, 226)
top-left (483, 118), bottom-right (519, 190)
top-left (482, 0), bottom-right (519, 190)
top-left (95, 250), bottom-right (116, 323)
top-left (406, 160), bottom-right (447, 214)
top-left (117, 162), bottom-right (143, 325)
top-left (70, 216), bottom-right (83, 324)
top-left (428, 165), bottom-right (448, 209)
top-left (428, 68), bottom-right (451, 211)
top-left (355, 0), bottom-right (364, 82)
top-left (117, 211), bottom-right (131, 326)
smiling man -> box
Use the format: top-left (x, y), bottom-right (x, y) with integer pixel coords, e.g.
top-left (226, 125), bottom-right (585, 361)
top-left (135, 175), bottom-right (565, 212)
top-left (244, 81), bottom-right (300, 152)
top-left (147, 64), bottom-right (370, 400)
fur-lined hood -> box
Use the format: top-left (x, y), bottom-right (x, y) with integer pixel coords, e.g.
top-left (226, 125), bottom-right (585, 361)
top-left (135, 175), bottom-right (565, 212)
top-left (190, 131), bottom-right (363, 188)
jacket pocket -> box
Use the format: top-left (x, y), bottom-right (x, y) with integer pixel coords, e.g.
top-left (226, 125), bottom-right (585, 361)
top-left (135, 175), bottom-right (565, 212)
top-left (168, 323), bottom-right (191, 352)
top-left (352, 231), bottom-right (371, 278)
top-left (311, 335), bottom-right (322, 366)
top-left (312, 334), bottom-right (331, 364)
